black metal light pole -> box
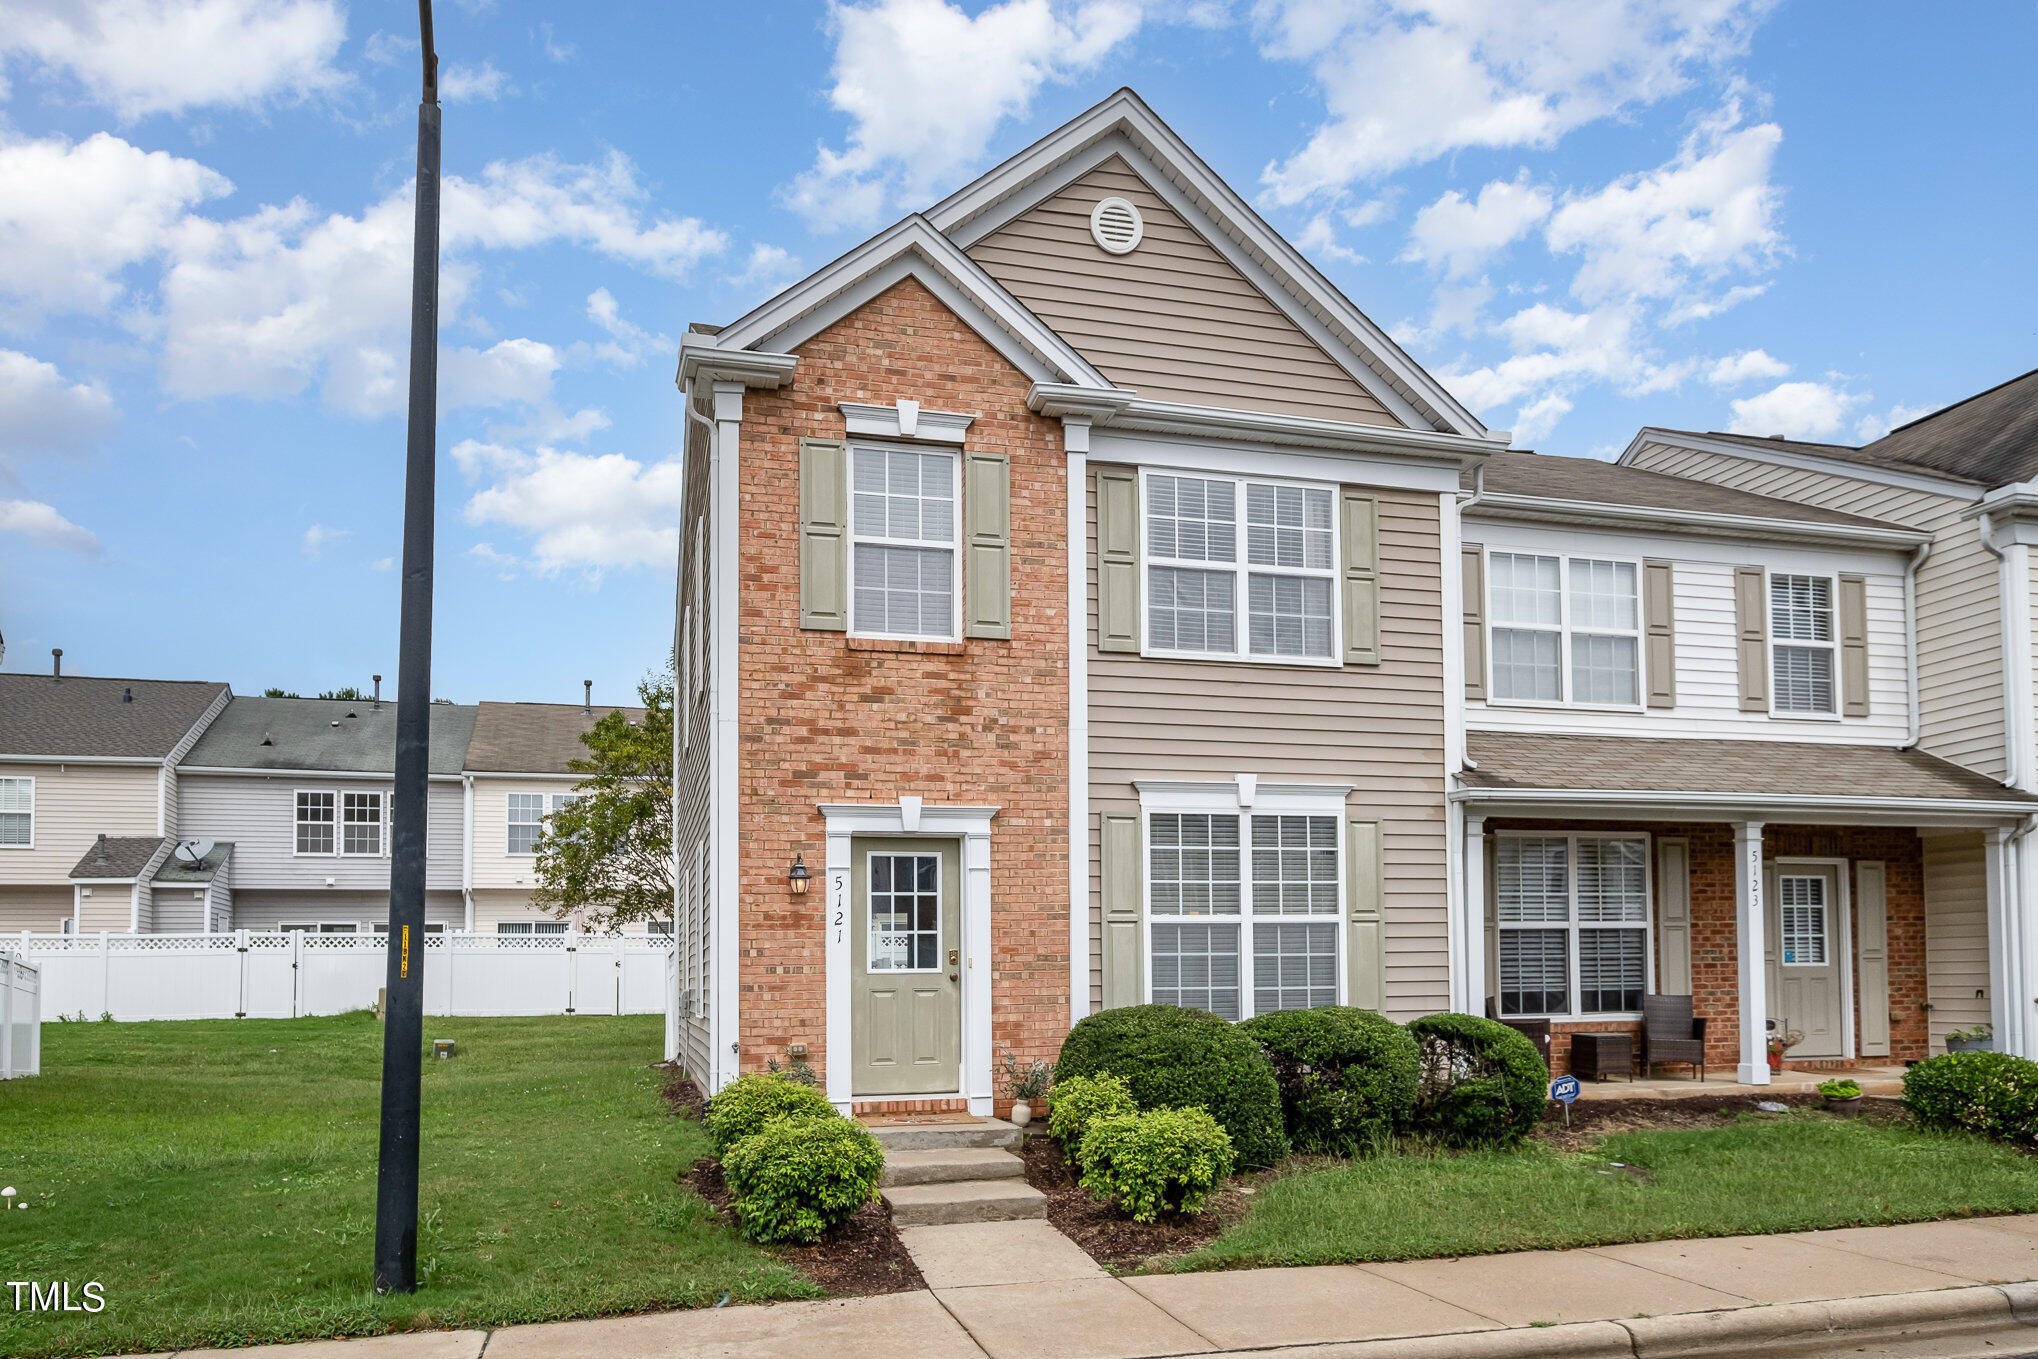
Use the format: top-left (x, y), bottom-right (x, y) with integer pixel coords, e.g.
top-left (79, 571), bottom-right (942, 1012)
top-left (374, 0), bottom-right (440, 1297)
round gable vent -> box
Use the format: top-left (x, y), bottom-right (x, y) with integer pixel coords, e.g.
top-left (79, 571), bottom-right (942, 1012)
top-left (1089, 196), bottom-right (1144, 255)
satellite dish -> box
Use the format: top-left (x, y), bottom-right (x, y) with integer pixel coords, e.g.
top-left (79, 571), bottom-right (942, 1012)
top-left (174, 838), bottom-right (215, 867)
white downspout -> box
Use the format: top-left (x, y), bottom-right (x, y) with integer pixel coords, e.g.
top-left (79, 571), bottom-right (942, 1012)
top-left (1901, 539), bottom-right (1932, 749)
top-left (461, 773), bottom-right (474, 933)
top-left (1979, 514), bottom-right (2034, 790)
top-left (681, 378), bottom-right (715, 1070)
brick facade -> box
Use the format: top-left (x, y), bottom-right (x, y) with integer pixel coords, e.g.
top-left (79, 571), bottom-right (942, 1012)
top-left (733, 277), bottom-right (1070, 1099)
top-left (1488, 820), bottom-right (1928, 1078)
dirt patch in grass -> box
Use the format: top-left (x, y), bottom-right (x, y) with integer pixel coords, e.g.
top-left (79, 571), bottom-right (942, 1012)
top-left (661, 1063), bottom-right (706, 1120)
top-left (1534, 1091), bottom-right (1908, 1152)
top-left (685, 1158), bottom-right (924, 1298)
top-left (1020, 1134), bottom-right (1248, 1272)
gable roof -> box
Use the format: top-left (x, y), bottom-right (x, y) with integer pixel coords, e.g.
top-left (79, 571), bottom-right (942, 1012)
top-left (0, 674), bottom-right (229, 760)
top-left (179, 696), bottom-right (476, 775)
top-left (70, 835), bottom-right (172, 881)
top-left (1848, 366), bottom-right (2038, 486)
top-left (465, 701), bottom-right (649, 774)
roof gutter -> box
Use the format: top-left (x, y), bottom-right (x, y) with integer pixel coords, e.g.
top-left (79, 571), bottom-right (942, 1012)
top-left (0, 754), bottom-right (163, 766)
top-left (1450, 784), bottom-right (2038, 822)
top-left (1463, 492), bottom-right (1929, 549)
top-left (175, 765), bottom-right (463, 782)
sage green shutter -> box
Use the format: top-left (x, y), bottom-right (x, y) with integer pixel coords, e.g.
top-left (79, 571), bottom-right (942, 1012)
top-left (1096, 467), bottom-right (1140, 653)
top-left (1461, 545), bottom-right (1487, 701)
top-left (1346, 818), bottom-right (1385, 1009)
top-left (799, 439), bottom-right (848, 631)
top-left (1644, 559), bottom-right (1677, 709)
top-left (1838, 573), bottom-right (1870, 717)
top-left (1656, 837), bottom-right (1692, 996)
top-left (1734, 566), bottom-right (1768, 711)
top-left (1340, 491), bottom-right (1382, 665)
top-left (1857, 861), bottom-right (1891, 1056)
top-left (1099, 813), bottom-right (1143, 1008)
top-left (964, 451), bottom-right (1011, 639)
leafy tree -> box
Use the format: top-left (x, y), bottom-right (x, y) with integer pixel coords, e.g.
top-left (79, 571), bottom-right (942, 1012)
top-left (262, 687), bottom-right (300, 698)
top-left (318, 686), bottom-right (369, 701)
top-left (532, 668), bottom-right (673, 932)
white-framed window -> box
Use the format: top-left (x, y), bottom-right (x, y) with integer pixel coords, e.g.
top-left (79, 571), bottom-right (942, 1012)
top-left (507, 792), bottom-right (577, 856)
top-left (294, 791), bottom-right (335, 855)
top-left (1494, 832), bottom-right (1652, 1019)
top-left (1778, 874), bottom-right (1830, 965)
top-left (279, 921), bottom-right (386, 934)
top-left (1770, 572), bottom-right (1837, 715)
top-left (867, 851), bottom-right (941, 971)
top-left (849, 443), bottom-right (959, 639)
top-left (647, 920), bottom-right (674, 936)
top-left (1143, 802), bottom-right (1343, 1021)
top-left (496, 920), bottom-right (568, 935)
top-left (1487, 551), bottom-right (1642, 707)
top-left (369, 921), bottom-right (445, 935)
top-left (342, 791), bottom-right (384, 856)
top-left (0, 776), bottom-right (32, 848)
top-left (1143, 470), bottom-right (1339, 665)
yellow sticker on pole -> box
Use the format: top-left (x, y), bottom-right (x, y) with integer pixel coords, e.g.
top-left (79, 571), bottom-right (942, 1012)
top-left (401, 924), bottom-right (411, 979)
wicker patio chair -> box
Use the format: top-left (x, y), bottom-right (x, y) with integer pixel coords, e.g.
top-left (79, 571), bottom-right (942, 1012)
top-left (1641, 994), bottom-right (1708, 1081)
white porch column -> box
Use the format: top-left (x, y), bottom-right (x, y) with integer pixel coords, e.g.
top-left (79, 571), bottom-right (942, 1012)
top-left (962, 827), bottom-right (995, 1116)
top-left (1986, 825), bottom-right (2029, 1059)
top-left (1460, 813), bottom-right (1488, 1014)
top-left (823, 823), bottom-right (854, 1112)
top-left (1734, 820), bottom-right (1769, 1085)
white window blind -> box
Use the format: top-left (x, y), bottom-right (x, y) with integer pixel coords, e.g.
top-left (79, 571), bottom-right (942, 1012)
top-left (1489, 552), bottom-right (1640, 705)
top-left (850, 446), bottom-right (958, 638)
top-left (0, 777), bottom-right (31, 847)
top-left (1779, 875), bottom-right (1829, 965)
top-left (1145, 472), bottom-right (1337, 663)
top-left (1495, 834), bottom-right (1651, 1018)
top-left (1771, 574), bottom-right (1836, 713)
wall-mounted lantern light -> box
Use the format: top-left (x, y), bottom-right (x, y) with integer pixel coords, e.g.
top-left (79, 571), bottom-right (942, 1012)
top-left (788, 853), bottom-right (812, 896)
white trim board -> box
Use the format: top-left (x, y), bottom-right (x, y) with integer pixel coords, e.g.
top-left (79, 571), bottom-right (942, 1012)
top-left (1621, 429), bottom-right (1985, 502)
top-left (1087, 427), bottom-right (1464, 495)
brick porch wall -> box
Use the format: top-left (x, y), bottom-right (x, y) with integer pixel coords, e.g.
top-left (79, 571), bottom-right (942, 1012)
top-left (1489, 820), bottom-right (1929, 1078)
top-left (733, 276), bottom-right (1070, 1094)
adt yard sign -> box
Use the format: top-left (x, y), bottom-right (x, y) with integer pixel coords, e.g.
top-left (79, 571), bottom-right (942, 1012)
top-left (1551, 1074), bottom-right (1581, 1103)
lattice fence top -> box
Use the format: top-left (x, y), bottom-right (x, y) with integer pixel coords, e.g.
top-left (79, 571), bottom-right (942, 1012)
top-left (13, 931), bottom-right (673, 954)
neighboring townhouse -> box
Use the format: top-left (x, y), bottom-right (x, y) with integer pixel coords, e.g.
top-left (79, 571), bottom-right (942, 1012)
top-left (1454, 452), bottom-right (2038, 1081)
top-left (672, 89), bottom-right (1509, 1108)
top-left (1620, 367), bottom-right (2038, 1060)
top-left (174, 696), bottom-right (476, 932)
top-left (463, 698), bottom-right (658, 934)
top-left (0, 668), bottom-right (231, 932)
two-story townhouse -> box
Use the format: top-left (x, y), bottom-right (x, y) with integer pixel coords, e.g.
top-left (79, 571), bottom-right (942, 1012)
top-left (1452, 452), bottom-right (2038, 1082)
top-left (174, 696), bottom-right (475, 932)
top-left (1620, 367), bottom-right (2038, 1061)
top-left (0, 667), bottom-right (231, 932)
top-left (671, 89), bottom-right (1509, 1109)
top-left (462, 698), bottom-right (657, 934)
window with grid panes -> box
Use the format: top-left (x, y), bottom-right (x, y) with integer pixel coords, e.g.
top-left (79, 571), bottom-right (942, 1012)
top-left (341, 791), bottom-right (383, 856)
top-left (850, 446), bottom-right (958, 638)
top-left (1144, 472), bottom-right (1337, 662)
top-left (1495, 834), bottom-right (1650, 1017)
top-left (0, 777), bottom-right (31, 847)
top-left (1770, 574), bottom-right (1836, 713)
top-left (1488, 552), bottom-right (1639, 705)
top-left (295, 791), bottom-right (335, 854)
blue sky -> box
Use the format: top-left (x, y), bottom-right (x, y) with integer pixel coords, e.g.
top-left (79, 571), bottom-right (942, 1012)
top-left (3, 0), bottom-right (2034, 703)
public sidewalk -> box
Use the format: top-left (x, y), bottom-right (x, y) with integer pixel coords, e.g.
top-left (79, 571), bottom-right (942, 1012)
top-left (153, 1214), bottom-right (2038, 1359)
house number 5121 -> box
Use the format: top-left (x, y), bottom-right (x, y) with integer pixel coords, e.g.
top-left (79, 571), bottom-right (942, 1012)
top-left (833, 872), bottom-right (846, 942)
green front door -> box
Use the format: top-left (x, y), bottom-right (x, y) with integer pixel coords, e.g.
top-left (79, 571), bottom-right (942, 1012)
top-left (850, 837), bottom-right (961, 1096)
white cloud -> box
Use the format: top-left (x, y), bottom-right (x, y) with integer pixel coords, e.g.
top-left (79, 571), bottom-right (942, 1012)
top-left (784, 0), bottom-right (1144, 229)
top-left (0, 132), bottom-right (231, 324)
top-left (370, 555), bottom-right (394, 572)
top-left (1855, 401), bottom-right (1937, 444)
top-left (301, 523), bottom-right (349, 557)
top-left (439, 60), bottom-right (511, 102)
top-left (1706, 348), bottom-right (1788, 385)
top-left (728, 243), bottom-right (802, 288)
top-left (1727, 379), bottom-right (1863, 440)
top-left (1511, 390), bottom-right (1573, 445)
top-left (1402, 172), bottom-right (1551, 278)
top-left (363, 30), bottom-right (416, 65)
top-left (584, 287), bottom-right (669, 368)
top-left (440, 338), bottom-right (560, 413)
top-left (535, 22), bottom-right (575, 62)
top-left (454, 438), bottom-right (686, 574)
top-left (1256, 0), bottom-right (1775, 205)
top-left (1, 498), bottom-right (100, 554)
top-left (1341, 194), bottom-right (1398, 228)
top-left (442, 151), bottom-right (727, 280)
top-left (1294, 213), bottom-right (1367, 266)
top-left (0, 0), bottom-right (348, 118)
top-left (0, 349), bottom-right (120, 465)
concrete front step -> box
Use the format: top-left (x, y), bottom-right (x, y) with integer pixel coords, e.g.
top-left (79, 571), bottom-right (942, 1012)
top-left (865, 1118), bottom-right (1020, 1151)
top-left (883, 1146), bottom-right (1027, 1187)
top-left (882, 1178), bottom-right (1048, 1226)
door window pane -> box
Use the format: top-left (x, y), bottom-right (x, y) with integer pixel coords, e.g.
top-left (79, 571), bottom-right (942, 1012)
top-left (868, 853), bottom-right (940, 971)
top-left (1780, 875), bottom-right (1829, 965)
top-left (1253, 922), bottom-right (1337, 1012)
top-left (1151, 921), bottom-right (1240, 1019)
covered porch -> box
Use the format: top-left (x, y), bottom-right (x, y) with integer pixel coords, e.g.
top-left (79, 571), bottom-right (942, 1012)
top-left (1451, 733), bottom-right (2038, 1085)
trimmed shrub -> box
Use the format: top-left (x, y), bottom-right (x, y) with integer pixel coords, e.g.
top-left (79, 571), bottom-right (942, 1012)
top-left (1242, 1006), bottom-right (1419, 1156)
top-left (705, 1072), bottom-right (837, 1154)
top-left (722, 1114), bottom-right (885, 1244)
top-left (1048, 1072), bottom-right (1138, 1165)
top-left (1408, 1013), bottom-right (1549, 1147)
top-left (1057, 1004), bottom-right (1288, 1168)
top-left (1079, 1107), bottom-right (1236, 1222)
top-left (1904, 1051), bottom-right (2038, 1145)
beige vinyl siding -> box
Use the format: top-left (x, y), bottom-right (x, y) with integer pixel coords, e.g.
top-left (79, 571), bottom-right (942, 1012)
top-left (76, 887), bottom-right (135, 933)
top-left (0, 763), bottom-right (160, 887)
top-left (0, 884), bottom-right (72, 932)
top-left (153, 882), bottom-right (216, 932)
top-left (470, 778), bottom-right (583, 890)
top-left (160, 687), bottom-right (228, 838)
top-left (1627, 441), bottom-right (2005, 778)
top-left (672, 390), bottom-right (715, 1080)
top-left (1922, 831), bottom-right (1990, 1053)
top-left (1086, 469), bottom-right (1448, 1019)
top-left (967, 156), bottom-right (1400, 428)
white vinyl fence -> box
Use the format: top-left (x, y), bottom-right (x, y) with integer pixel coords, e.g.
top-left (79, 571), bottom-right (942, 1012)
top-left (3, 953), bottom-right (39, 1077)
top-left (12, 932), bottom-right (672, 1023)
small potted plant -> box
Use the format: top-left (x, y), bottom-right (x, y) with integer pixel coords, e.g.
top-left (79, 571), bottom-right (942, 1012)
top-left (1000, 1053), bottom-right (1054, 1128)
top-left (1819, 1077), bottom-right (1863, 1114)
top-left (1946, 1023), bottom-right (1995, 1054)
top-left (1766, 1026), bottom-right (1805, 1073)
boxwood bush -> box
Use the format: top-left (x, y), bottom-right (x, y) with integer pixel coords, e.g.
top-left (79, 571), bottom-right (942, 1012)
top-left (705, 1071), bottom-right (837, 1154)
top-left (722, 1113), bottom-right (885, 1244)
top-left (1079, 1106), bottom-right (1236, 1222)
top-left (1242, 1006), bottom-right (1419, 1156)
top-left (1407, 1012), bottom-right (1549, 1147)
top-left (1048, 1072), bottom-right (1138, 1166)
top-left (1904, 1051), bottom-right (2038, 1146)
top-left (1057, 1004), bottom-right (1288, 1168)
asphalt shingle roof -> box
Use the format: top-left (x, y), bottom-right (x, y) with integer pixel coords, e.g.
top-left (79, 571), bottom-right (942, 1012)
top-left (179, 696), bottom-right (476, 774)
top-left (0, 674), bottom-right (229, 759)
top-left (153, 840), bottom-right (233, 885)
top-left (464, 701), bottom-right (648, 774)
top-left (70, 835), bottom-right (172, 880)
top-left (1466, 453), bottom-right (1902, 530)
top-left (1462, 732), bottom-right (2036, 804)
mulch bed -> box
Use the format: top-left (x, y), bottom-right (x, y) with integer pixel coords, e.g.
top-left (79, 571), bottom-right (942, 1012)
top-left (659, 1063), bottom-right (705, 1119)
top-left (1533, 1090), bottom-right (1908, 1152)
top-left (1020, 1133), bottom-right (1248, 1272)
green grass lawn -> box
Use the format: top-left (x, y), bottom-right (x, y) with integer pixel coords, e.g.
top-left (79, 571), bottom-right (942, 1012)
top-left (1182, 1110), bottom-right (2038, 1271)
top-left (0, 1013), bottom-right (811, 1359)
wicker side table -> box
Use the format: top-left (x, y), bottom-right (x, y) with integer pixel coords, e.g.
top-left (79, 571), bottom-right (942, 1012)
top-left (1569, 1031), bottom-right (1633, 1082)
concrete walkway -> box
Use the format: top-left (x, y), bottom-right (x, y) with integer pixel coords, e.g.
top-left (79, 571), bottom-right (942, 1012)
top-left (144, 1214), bottom-right (2038, 1359)
top-left (1576, 1065), bottom-right (1907, 1100)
